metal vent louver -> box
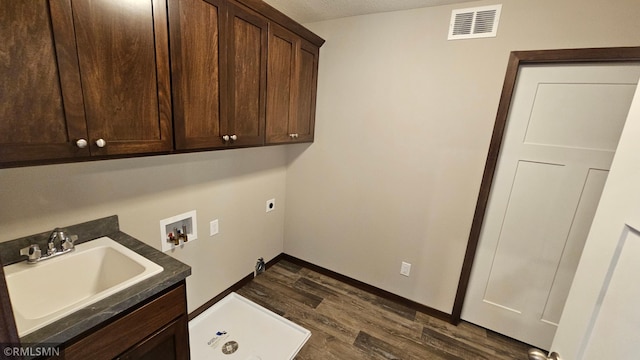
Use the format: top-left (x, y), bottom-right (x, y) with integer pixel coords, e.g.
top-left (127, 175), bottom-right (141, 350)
top-left (448, 5), bottom-right (502, 40)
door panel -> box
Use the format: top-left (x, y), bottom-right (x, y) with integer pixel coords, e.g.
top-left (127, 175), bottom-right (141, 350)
top-left (483, 160), bottom-right (566, 313)
top-left (524, 83), bottom-right (634, 151)
top-left (541, 169), bottom-right (608, 325)
top-left (462, 63), bottom-right (640, 349)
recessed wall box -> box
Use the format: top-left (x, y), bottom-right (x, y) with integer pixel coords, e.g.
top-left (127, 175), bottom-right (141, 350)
top-left (160, 210), bottom-right (198, 252)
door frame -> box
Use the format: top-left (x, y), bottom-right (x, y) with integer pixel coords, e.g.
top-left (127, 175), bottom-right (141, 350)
top-left (451, 46), bottom-right (640, 323)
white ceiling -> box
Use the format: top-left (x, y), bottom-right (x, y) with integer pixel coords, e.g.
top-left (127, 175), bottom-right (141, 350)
top-left (263, 0), bottom-right (479, 24)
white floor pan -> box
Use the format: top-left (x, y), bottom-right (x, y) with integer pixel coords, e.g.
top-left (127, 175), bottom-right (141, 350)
top-left (189, 292), bottom-right (311, 360)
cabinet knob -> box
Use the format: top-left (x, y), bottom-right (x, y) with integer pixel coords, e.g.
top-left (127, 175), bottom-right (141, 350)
top-left (222, 135), bottom-right (230, 142)
top-left (230, 135), bottom-right (237, 141)
top-left (95, 138), bottom-right (107, 148)
top-left (294, 133), bottom-right (299, 138)
top-left (76, 139), bottom-right (88, 148)
top-left (289, 134), bottom-right (295, 138)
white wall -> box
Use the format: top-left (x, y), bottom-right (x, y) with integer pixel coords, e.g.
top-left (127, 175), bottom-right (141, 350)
top-left (284, 0), bottom-right (640, 313)
top-left (0, 147), bottom-right (287, 312)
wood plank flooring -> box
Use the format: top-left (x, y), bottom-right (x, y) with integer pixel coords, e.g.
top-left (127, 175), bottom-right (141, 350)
top-left (236, 260), bottom-right (531, 359)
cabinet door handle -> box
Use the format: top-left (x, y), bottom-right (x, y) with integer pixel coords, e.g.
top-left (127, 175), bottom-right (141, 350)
top-left (95, 138), bottom-right (107, 148)
top-left (222, 135), bottom-right (230, 142)
top-left (230, 135), bottom-right (237, 141)
top-left (76, 139), bottom-right (88, 148)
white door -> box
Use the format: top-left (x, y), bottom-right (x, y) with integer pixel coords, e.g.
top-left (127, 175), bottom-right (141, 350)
top-left (551, 83), bottom-right (640, 360)
top-left (462, 63), bottom-right (640, 349)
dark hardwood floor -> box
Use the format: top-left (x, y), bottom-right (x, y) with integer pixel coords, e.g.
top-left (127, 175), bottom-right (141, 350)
top-left (235, 260), bottom-right (531, 359)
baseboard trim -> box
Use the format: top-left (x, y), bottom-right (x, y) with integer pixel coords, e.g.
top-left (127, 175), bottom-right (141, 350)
top-left (188, 254), bottom-right (284, 321)
top-left (281, 254), bottom-right (452, 323)
top-left (188, 253), bottom-right (451, 324)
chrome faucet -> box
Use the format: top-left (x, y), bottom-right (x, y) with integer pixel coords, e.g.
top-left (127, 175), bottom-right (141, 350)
top-left (19, 228), bottom-right (78, 264)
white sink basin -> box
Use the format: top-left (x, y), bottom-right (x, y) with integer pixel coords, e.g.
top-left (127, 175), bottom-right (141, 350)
top-left (4, 236), bottom-right (163, 337)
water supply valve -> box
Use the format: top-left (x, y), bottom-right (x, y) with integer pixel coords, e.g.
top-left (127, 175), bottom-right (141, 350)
top-left (167, 231), bottom-right (178, 246)
top-left (167, 225), bottom-right (189, 246)
top-left (178, 225), bottom-right (188, 243)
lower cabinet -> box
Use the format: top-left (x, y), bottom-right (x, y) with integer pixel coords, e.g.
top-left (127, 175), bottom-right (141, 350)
top-left (118, 317), bottom-right (188, 360)
top-left (61, 282), bottom-right (189, 360)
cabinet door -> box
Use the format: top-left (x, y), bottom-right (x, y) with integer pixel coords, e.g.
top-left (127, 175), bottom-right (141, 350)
top-left (169, 0), bottom-right (228, 150)
top-left (266, 24), bottom-right (319, 144)
top-left (118, 316), bottom-right (189, 360)
top-left (72, 0), bottom-right (173, 156)
top-left (64, 283), bottom-right (187, 360)
top-left (0, 0), bottom-right (89, 165)
top-left (266, 23), bottom-right (296, 144)
top-left (226, 1), bottom-right (267, 147)
top-left (295, 39), bottom-right (319, 143)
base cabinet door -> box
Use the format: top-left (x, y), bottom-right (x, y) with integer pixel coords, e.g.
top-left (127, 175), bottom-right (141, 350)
top-left (62, 283), bottom-right (188, 360)
top-left (117, 316), bottom-right (189, 360)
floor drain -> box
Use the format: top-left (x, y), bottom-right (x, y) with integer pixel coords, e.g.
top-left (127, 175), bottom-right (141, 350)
top-left (222, 341), bottom-right (239, 355)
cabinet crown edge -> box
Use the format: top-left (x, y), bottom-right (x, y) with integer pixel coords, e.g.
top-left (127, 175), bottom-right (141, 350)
top-left (234, 0), bottom-right (325, 47)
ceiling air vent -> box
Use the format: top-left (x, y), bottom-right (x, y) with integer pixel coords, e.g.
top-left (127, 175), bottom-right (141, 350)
top-left (448, 4), bottom-right (502, 40)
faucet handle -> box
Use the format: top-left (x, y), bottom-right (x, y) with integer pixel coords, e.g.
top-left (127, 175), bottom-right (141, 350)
top-left (61, 235), bottom-right (77, 251)
top-left (49, 228), bottom-right (77, 251)
top-left (20, 244), bottom-right (42, 262)
top-left (49, 228), bottom-right (61, 242)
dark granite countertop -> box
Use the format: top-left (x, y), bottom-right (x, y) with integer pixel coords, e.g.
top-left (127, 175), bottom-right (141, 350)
top-left (0, 215), bottom-right (191, 350)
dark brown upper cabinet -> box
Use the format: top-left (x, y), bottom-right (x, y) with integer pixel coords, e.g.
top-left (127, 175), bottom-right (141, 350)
top-left (0, 0), bottom-right (172, 167)
top-left (170, 0), bottom-right (267, 150)
top-left (169, 0), bottom-right (228, 150)
top-left (0, 1), bottom-right (88, 164)
top-left (266, 23), bottom-right (320, 144)
top-left (226, 1), bottom-right (268, 148)
top-left (73, 0), bottom-right (173, 156)
top-left (2, 0), bottom-right (323, 167)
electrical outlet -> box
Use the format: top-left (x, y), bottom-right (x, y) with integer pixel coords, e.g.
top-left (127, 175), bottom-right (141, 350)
top-left (400, 262), bottom-right (411, 277)
top-left (266, 198), bottom-right (275, 212)
top-left (210, 219), bottom-right (219, 236)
